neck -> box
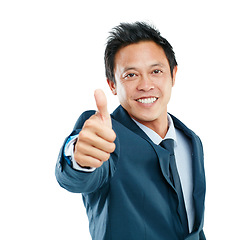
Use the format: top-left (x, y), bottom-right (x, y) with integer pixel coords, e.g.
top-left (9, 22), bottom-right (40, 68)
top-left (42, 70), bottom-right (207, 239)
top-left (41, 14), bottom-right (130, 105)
top-left (134, 113), bottom-right (169, 139)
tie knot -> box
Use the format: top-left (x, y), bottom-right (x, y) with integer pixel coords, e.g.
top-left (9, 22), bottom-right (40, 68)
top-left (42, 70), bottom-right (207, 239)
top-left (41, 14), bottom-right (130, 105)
top-left (160, 139), bottom-right (175, 155)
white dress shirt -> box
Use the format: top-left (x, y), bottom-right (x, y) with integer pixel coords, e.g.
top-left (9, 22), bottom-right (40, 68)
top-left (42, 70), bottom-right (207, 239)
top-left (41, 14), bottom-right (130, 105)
top-left (64, 114), bottom-right (195, 232)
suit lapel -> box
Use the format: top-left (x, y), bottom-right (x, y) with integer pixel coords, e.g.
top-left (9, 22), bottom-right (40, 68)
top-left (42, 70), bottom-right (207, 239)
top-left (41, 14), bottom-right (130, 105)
top-left (170, 114), bottom-right (206, 231)
top-left (111, 105), bottom-right (151, 141)
top-left (111, 106), bottom-right (174, 186)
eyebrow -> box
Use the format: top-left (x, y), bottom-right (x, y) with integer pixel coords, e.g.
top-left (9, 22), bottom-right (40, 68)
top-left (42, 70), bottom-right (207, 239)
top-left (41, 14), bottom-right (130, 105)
top-left (122, 67), bottom-right (139, 73)
top-left (122, 62), bottom-right (165, 73)
top-left (151, 62), bottom-right (165, 68)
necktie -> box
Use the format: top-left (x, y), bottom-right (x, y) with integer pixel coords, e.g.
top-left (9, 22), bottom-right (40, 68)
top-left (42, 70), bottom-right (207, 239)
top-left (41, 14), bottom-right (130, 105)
top-left (160, 139), bottom-right (189, 235)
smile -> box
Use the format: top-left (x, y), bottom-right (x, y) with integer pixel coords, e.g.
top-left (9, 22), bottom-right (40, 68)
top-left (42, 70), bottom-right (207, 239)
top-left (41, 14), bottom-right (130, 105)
top-left (136, 97), bottom-right (157, 104)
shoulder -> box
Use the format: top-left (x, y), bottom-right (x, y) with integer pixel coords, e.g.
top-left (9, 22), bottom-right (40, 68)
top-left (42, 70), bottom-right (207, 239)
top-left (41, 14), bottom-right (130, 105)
top-left (170, 114), bottom-right (204, 156)
top-left (73, 110), bottom-right (96, 130)
top-left (169, 113), bottom-right (202, 143)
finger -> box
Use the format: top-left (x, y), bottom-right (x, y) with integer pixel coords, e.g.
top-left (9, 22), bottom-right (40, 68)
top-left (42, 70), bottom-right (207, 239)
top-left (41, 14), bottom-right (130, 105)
top-left (83, 115), bottom-right (116, 142)
top-left (74, 154), bottom-right (103, 168)
top-left (93, 138), bottom-right (116, 153)
top-left (94, 89), bottom-right (110, 121)
top-left (78, 128), bottom-right (116, 152)
top-left (77, 142), bottom-right (111, 162)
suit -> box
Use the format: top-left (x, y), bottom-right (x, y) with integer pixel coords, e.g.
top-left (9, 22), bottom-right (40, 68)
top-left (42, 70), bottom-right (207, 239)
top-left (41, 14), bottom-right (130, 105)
top-left (55, 105), bottom-right (206, 240)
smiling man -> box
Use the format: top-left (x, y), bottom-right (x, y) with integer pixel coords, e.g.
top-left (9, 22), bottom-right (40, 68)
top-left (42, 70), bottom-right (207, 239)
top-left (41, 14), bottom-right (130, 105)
top-left (109, 40), bottom-right (177, 138)
top-left (55, 22), bottom-right (206, 240)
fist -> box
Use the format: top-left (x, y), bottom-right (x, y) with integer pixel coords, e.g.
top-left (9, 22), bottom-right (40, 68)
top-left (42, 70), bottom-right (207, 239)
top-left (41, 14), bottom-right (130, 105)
top-left (74, 89), bottom-right (116, 168)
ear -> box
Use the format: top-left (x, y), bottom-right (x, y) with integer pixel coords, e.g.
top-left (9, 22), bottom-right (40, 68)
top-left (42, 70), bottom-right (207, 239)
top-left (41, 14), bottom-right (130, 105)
top-left (107, 79), bottom-right (117, 95)
top-left (172, 66), bottom-right (178, 87)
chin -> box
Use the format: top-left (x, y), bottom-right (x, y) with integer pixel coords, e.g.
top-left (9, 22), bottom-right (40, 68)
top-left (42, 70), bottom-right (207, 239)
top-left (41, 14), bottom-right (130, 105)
top-left (132, 114), bottom-right (157, 124)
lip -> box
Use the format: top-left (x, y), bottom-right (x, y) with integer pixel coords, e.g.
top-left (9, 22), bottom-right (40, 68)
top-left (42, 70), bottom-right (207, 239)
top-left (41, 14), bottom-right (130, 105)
top-left (135, 96), bottom-right (158, 100)
top-left (135, 96), bottom-right (159, 105)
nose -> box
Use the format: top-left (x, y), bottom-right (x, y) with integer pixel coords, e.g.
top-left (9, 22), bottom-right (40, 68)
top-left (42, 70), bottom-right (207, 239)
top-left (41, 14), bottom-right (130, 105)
top-left (137, 74), bottom-right (154, 92)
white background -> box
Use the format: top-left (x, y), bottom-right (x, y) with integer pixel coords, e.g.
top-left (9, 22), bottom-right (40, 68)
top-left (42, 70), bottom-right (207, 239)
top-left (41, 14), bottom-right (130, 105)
top-left (1, 0), bottom-right (239, 239)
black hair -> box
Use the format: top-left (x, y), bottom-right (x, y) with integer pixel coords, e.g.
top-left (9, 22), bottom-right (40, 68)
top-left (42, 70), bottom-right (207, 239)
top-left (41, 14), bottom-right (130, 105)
top-left (104, 22), bottom-right (178, 83)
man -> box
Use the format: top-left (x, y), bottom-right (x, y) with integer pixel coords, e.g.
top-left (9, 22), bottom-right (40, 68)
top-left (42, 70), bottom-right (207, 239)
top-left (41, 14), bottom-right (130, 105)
top-left (55, 22), bottom-right (206, 240)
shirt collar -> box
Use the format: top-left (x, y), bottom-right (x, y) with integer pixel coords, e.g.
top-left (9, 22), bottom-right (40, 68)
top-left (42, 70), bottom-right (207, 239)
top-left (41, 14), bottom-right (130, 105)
top-left (132, 114), bottom-right (177, 146)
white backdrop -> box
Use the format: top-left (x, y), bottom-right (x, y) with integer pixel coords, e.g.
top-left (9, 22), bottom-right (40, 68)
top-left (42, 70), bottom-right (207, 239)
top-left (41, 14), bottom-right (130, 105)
top-left (1, 0), bottom-right (239, 239)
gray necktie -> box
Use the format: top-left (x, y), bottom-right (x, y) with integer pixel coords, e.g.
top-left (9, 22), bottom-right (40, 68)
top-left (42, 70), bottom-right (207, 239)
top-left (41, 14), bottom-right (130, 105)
top-left (160, 139), bottom-right (189, 236)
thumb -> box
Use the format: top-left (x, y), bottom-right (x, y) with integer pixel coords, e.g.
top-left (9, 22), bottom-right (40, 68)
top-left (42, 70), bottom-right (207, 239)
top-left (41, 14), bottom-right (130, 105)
top-left (94, 89), bottom-right (111, 126)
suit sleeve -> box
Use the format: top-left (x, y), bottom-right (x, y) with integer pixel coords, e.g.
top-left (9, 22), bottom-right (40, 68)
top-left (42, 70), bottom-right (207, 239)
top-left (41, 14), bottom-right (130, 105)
top-left (55, 110), bottom-right (120, 194)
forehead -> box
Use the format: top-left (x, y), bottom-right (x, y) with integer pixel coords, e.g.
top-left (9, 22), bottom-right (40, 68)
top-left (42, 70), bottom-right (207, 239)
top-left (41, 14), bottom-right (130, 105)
top-left (114, 41), bottom-right (169, 70)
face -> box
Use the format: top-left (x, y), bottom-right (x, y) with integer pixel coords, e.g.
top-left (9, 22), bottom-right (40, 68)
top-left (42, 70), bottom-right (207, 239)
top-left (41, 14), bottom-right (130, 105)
top-left (108, 41), bottom-right (177, 130)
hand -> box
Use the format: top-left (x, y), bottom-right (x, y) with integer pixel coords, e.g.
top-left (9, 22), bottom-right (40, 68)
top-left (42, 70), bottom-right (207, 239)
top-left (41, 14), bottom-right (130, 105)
top-left (74, 89), bottom-right (116, 168)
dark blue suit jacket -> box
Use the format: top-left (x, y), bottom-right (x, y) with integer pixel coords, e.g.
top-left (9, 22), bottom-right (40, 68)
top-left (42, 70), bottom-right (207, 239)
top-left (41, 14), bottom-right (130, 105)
top-left (55, 105), bottom-right (206, 240)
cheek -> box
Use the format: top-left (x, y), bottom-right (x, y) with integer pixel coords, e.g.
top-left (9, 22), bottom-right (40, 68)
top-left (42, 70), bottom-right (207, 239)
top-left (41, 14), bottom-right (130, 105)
top-left (162, 84), bottom-right (173, 104)
top-left (116, 83), bottom-right (128, 103)
top-left (159, 80), bottom-right (173, 96)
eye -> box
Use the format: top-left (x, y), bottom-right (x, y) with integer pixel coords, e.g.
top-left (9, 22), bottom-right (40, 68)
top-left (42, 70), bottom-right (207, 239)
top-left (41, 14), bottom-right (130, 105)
top-left (124, 73), bottom-right (136, 79)
top-left (152, 69), bottom-right (162, 74)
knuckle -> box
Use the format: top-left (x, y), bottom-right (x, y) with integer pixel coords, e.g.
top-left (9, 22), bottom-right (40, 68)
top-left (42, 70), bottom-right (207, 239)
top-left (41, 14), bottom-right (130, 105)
top-left (84, 117), bottom-right (97, 128)
top-left (110, 130), bottom-right (116, 142)
top-left (102, 152), bottom-right (110, 162)
top-left (108, 143), bottom-right (116, 153)
top-left (93, 160), bottom-right (103, 168)
top-left (78, 130), bottom-right (86, 140)
top-left (74, 155), bottom-right (92, 168)
top-left (74, 139), bottom-right (84, 152)
top-left (83, 119), bottom-right (92, 128)
top-left (111, 143), bottom-right (116, 152)
top-left (74, 153), bottom-right (83, 165)
top-left (78, 130), bottom-right (92, 143)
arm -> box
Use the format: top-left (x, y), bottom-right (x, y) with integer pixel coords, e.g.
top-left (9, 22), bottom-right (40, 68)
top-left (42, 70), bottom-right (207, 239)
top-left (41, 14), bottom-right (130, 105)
top-left (55, 139), bottom-right (119, 193)
top-left (55, 90), bottom-right (117, 193)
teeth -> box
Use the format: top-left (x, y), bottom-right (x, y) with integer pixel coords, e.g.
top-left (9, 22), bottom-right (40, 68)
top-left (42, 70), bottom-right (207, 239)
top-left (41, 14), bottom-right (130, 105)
top-left (137, 97), bottom-right (157, 104)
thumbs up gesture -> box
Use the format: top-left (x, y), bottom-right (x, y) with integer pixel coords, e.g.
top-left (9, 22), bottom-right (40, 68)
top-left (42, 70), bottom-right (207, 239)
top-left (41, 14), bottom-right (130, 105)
top-left (94, 89), bottom-right (112, 129)
top-left (74, 89), bottom-right (116, 168)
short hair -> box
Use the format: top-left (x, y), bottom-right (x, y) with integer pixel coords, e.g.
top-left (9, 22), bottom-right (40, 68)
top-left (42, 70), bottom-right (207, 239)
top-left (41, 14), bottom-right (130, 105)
top-left (104, 22), bottom-right (178, 83)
